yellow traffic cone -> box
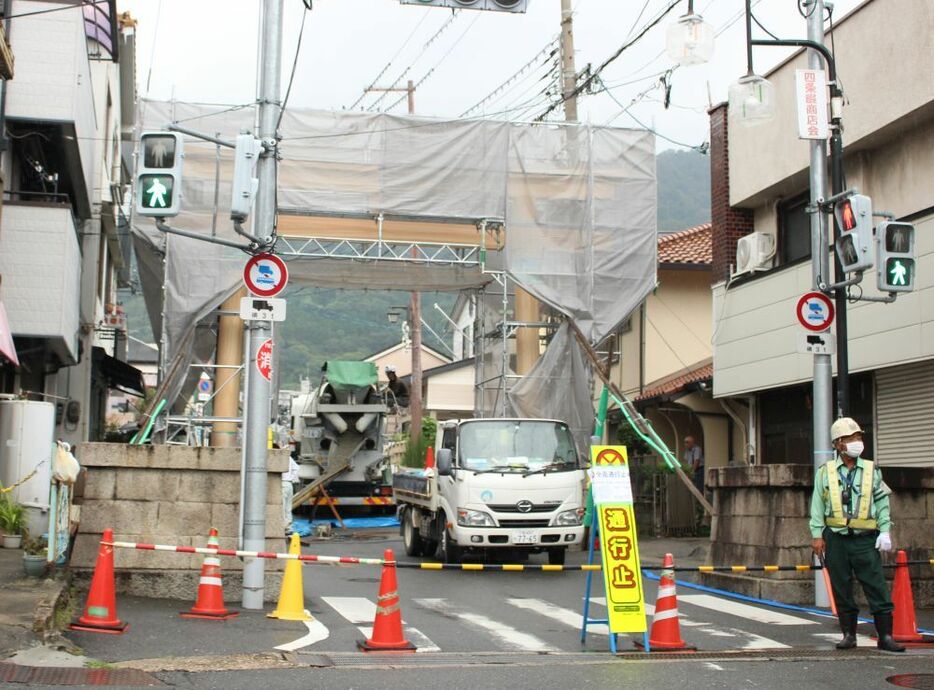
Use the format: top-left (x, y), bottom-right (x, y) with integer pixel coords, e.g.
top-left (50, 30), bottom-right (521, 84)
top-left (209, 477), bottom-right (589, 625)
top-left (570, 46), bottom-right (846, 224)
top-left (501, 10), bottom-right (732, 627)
top-left (267, 533), bottom-right (311, 621)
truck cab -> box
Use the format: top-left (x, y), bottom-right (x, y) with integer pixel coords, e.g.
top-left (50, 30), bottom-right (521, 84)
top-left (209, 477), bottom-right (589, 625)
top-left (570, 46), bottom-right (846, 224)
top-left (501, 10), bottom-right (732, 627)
top-left (395, 418), bottom-right (586, 564)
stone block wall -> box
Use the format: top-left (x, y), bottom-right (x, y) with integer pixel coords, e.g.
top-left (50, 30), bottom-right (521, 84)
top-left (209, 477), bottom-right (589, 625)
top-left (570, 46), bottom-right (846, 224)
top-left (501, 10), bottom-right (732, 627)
top-left (72, 444), bottom-right (289, 602)
top-left (706, 464), bottom-right (934, 606)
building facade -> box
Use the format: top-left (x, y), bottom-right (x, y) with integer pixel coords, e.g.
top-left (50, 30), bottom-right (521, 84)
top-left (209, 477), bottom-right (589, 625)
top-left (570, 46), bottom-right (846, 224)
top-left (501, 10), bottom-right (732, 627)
top-left (711, 0), bottom-right (934, 468)
top-left (0, 2), bottom-right (142, 444)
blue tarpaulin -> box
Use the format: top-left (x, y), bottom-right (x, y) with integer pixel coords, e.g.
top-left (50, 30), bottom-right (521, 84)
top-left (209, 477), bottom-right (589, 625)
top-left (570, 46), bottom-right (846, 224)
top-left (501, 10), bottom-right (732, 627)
top-left (291, 516), bottom-right (400, 537)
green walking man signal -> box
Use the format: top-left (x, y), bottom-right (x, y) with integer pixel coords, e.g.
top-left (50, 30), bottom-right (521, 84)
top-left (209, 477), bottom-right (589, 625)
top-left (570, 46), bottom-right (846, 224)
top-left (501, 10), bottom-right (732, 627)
top-left (136, 132), bottom-right (184, 218)
top-left (876, 221), bottom-right (915, 293)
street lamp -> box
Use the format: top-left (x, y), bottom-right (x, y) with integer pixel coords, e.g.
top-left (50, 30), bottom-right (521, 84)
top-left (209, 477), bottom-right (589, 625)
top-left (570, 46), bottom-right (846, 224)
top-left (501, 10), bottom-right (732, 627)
top-left (665, 1), bottom-right (715, 66)
top-left (728, 0), bottom-right (776, 126)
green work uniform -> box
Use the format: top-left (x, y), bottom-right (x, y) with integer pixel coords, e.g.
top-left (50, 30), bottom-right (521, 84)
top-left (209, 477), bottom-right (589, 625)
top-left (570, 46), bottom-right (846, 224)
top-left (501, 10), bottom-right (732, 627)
top-left (809, 456), bottom-right (893, 616)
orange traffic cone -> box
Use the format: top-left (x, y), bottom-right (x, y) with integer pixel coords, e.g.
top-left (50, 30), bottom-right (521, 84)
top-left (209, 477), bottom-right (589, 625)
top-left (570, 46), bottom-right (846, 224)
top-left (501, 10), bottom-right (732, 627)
top-left (358, 549), bottom-right (416, 652)
top-left (424, 446), bottom-right (435, 471)
top-left (69, 528), bottom-right (128, 634)
top-left (891, 550), bottom-right (933, 646)
top-left (181, 529), bottom-right (239, 620)
top-left (647, 553), bottom-right (694, 651)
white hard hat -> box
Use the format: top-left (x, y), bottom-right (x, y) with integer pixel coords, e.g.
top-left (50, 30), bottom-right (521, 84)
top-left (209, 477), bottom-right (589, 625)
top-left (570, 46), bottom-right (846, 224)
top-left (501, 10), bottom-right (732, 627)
top-left (830, 417), bottom-right (863, 441)
top-left (385, 365), bottom-right (396, 373)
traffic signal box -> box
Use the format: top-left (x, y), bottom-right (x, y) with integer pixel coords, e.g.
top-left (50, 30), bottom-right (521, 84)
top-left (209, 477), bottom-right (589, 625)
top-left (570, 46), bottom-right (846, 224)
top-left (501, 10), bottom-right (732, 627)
top-left (834, 194), bottom-right (874, 273)
top-left (876, 221), bottom-right (915, 293)
top-left (399, 0), bottom-right (527, 12)
top-left (136, 132), bottom-right (184, 218)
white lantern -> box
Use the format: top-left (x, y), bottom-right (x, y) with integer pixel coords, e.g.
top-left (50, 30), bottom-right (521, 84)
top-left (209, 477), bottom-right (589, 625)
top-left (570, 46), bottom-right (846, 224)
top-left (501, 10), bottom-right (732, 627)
top-left (728, 74), bottom-right (776, 125)
top-left (666, 13), bottom-right (715, 66)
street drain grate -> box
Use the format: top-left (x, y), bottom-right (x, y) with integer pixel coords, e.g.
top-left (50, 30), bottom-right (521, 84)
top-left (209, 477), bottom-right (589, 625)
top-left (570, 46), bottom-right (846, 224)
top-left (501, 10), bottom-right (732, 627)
top-left (297, 648), bottom-right (900, 668)
top-left (887, 675), bottom-right (934, 689)
top-left (0, 663), bottom-right (162, 686)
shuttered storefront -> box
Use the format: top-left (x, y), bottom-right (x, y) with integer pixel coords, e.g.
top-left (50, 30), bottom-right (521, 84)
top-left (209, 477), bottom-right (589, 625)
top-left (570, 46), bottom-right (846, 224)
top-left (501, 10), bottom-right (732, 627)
top-left (875, 359), bottom-right (934, 467)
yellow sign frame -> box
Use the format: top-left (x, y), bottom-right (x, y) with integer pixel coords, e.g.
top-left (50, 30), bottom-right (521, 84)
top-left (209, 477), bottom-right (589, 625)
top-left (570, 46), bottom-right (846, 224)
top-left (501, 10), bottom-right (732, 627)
top-left (590, 445), bottom-right (646, 634)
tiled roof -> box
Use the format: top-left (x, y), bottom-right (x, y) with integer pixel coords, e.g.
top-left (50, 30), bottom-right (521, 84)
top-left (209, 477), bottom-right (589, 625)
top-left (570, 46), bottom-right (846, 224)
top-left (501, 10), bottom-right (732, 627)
top-left (634, 359), bottom-right (713, 403)
top-left (658, 223), bottom-right (712, 266)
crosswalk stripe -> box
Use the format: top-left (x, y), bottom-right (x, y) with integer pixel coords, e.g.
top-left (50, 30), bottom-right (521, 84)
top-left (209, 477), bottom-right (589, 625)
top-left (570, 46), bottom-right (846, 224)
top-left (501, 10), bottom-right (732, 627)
top-left (679, 595), bottom-right (818, 626)
top-left (415, 598), bottom-right (559, 652)
top-left (274, 611), bottom-right (330, 652)
top-left (322, 596), bottom-right (441, 653)
top-left (507, 598), bottom-right (608, 635)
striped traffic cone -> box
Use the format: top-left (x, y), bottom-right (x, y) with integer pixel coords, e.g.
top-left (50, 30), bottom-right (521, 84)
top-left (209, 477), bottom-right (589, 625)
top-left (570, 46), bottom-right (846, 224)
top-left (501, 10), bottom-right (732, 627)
top-left (69, 528), bottom-right (128, 634)
top-left (358, 549), bottom-right (416, 652)
top-left (647, 553), bottom-right (694, 651)
top-left (890, 550), bottom-right (934, 646)
top-left (181, 529), bottom-right (238, 620)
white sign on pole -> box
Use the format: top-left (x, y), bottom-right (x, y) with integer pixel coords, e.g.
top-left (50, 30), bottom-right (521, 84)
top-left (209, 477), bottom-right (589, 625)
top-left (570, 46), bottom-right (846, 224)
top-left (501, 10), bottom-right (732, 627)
top-left (795, 69), bottom-right (829, 140)
top-left (588, 464), bottom-right (634, 505)
top-left (239, 296), bottom-right (287, 322)
top-left (797, 330), bottom-right (836, 356)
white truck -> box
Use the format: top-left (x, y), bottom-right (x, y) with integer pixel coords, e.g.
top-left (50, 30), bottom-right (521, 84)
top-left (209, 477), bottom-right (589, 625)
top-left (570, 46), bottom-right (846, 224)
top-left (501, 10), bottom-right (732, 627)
top-left (393, 418), bottom-right (586, 564)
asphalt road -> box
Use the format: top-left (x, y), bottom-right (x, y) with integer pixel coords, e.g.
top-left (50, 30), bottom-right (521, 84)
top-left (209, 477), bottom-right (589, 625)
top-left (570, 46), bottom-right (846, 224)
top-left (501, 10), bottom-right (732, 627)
top-left (63, 529), bottom-right (934, 688)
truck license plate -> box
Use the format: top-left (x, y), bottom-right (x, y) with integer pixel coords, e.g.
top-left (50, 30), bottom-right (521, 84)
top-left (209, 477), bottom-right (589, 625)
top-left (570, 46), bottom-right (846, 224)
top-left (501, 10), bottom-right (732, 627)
top-left (512, 532), bottom-right (537, 545)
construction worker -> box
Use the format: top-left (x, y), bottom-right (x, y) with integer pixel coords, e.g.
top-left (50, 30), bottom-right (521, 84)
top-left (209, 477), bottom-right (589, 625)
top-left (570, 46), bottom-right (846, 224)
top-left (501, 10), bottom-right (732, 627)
top-left (809, 417), bottom-right (905, 653)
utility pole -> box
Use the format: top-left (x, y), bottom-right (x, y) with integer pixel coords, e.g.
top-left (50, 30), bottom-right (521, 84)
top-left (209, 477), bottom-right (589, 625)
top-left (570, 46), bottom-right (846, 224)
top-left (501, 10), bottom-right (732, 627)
top-left (365, 81), bottom-right (423, 448)
top-left (804, 0), bottom-right (833, 609)
top-left (559, 0), bottom-right (578, 120)
top-left (241, 0), bottom-right (283, 610)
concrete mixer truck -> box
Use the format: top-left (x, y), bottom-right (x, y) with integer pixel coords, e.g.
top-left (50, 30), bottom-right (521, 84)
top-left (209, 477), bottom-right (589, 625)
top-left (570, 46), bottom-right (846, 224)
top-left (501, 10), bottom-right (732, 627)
top-left (289, 361), bottom-right (394, 511)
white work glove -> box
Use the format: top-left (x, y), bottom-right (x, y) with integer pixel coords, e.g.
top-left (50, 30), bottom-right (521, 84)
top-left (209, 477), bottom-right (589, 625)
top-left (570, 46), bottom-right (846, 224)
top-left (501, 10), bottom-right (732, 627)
top-left (875, 532), bottom-right (892, 552)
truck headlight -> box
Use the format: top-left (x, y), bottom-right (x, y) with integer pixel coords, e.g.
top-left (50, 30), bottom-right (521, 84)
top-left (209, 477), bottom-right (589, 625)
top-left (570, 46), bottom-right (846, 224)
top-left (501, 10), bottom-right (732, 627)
top-left (457, 508), bottom-right (496, 527)
top-left (554, 509), bottom-right (584, 526)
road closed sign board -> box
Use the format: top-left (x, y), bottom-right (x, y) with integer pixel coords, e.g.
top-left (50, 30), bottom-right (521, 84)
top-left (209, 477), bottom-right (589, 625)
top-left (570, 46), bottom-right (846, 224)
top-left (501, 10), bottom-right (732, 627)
top-left (589, 445), bottom-right (646, 634)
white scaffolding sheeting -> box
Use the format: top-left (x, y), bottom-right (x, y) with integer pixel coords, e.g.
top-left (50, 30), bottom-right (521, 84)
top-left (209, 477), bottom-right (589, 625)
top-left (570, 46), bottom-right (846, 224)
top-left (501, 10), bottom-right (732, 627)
top-left (132, 101), bottom-right (656, 416)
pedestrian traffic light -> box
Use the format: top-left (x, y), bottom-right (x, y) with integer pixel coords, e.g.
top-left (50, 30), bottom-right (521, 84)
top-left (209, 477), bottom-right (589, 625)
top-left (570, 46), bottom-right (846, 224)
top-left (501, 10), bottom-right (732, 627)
top-left (833, 194), bottom-right (874, 273)
top-left (136, 132), bottom-right (184, 218)
top-left (230, 134), bottom-right (263, 222)
top-left (398, 0), bottom-right (528, 12)
top-left (876, 221), bottom-right (915, 293)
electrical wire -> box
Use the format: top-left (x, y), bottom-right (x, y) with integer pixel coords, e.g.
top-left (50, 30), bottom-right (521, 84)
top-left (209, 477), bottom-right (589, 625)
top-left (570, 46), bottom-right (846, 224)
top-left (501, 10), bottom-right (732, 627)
top-left (385, 12), bottom-right (482, 113)
top-left (276, 6), bottom-right (309, 132)
top-left (751, 12), bottom-right (781, 41)
top-left (601, 77), bottom-right (708, 152)
top-left (460, 38), bottom-right (559, 118)
top-left (346, 9), bottom-right (431, 111)
top-left (535, 0), bottom-right (683, 121)
top-left (367, 10), bottom-right (462, 112)
top-left (144, 0), bottom-right (163, 97)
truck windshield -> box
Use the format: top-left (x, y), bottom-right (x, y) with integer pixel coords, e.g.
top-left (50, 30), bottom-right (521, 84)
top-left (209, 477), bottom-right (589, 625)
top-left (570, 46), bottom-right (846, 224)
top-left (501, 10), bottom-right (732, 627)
top-left (458, 421), bottom-right (579, 473)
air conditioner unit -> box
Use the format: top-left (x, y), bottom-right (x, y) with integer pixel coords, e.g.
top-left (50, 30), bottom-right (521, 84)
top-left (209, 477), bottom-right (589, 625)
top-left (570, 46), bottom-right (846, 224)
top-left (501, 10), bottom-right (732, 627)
top-left (733, 232), bottom-right (775, 277)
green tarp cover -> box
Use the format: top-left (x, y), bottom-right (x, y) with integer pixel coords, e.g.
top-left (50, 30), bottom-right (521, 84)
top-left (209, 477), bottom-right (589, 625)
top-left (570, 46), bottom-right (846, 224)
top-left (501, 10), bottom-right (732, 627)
top-left (326, 361), bottom-right (377, 391)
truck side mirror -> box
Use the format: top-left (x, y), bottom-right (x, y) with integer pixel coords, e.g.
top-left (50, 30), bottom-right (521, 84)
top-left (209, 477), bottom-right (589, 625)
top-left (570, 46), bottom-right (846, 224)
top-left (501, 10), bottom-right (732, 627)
top-left (436, 448), bottom-right (453, 476)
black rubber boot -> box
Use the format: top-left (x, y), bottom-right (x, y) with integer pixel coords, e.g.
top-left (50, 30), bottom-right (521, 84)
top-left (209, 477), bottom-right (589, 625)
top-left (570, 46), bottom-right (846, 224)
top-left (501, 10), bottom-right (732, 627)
top-left (874, 613), bottom-right (906, 652)
top-left (835, 612), bottom-right (857, 650)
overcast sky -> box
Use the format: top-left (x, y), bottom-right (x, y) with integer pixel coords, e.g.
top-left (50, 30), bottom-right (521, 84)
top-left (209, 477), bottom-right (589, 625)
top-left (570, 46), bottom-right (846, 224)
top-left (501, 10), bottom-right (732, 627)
top-left (120, 0), bottom-right (863, 152)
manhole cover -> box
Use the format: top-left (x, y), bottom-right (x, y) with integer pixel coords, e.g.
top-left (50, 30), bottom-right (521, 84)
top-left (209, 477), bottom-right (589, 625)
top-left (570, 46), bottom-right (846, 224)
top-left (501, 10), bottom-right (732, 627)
top-left (0, 663), bottom-right (162, 686)
top-left (887, 675), bottom-right (934, 689)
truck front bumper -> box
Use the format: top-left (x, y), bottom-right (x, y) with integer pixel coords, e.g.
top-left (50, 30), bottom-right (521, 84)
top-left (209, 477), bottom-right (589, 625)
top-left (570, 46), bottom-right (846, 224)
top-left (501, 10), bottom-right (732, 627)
top-left (451, 524), bottom-right (584, 549)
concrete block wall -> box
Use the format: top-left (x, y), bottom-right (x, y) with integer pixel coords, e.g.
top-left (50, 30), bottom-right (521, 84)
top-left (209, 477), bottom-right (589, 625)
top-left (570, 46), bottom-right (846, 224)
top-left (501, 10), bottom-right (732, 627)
top-left (706, 464), bottom-right (934, 606)
top-left (72, 443), bottom-right (289, 602)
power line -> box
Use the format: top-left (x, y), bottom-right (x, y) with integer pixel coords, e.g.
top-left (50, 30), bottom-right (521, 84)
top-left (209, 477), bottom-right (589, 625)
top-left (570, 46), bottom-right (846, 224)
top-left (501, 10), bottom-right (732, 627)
top-left (602, 79), bottom-right (708, 152)
top-left (346, 9), bottom-right (432, 111)
top-left (367, 10), bottom-right (463, 112)
top-left (535, 0), bottom-right (683, 121)
top-left (459, 38), bottom-right (559, 118)
top-left (277, 6), bottom-right (310, 131)
top-left (385, 12), bottom-right (482, 113)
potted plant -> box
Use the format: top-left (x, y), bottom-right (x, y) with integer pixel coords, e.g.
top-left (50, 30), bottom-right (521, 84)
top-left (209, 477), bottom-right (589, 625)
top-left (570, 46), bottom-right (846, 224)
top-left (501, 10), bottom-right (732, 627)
top-left (0, 494), bottom-right (25, 549)
top-left (21, 533), bottom-right (48, 578)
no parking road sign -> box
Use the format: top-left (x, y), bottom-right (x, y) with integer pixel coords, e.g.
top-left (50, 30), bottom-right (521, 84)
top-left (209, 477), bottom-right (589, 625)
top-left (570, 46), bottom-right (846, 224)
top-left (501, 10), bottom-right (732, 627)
top-left (796, 292), bottom-right (835, 332)
top-left (243, 253), bottom-right (288, 298)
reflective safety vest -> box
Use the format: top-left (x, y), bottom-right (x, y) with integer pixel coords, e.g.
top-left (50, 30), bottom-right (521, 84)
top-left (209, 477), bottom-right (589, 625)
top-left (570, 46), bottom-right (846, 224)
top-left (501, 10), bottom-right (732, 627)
top-left (825, 460), bottom-right (877, 530)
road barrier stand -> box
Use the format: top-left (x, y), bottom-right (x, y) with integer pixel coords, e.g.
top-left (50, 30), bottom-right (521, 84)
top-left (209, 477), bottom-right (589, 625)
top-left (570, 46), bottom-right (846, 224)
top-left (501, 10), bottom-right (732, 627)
top-left (70, 528), bottom-right (128, 635)
top-left (181, 529), bottom-right (238, 620)
top-left (358, 549), bottom-right (416, 652)
top-left (268, 533), bottom-right (313, 622)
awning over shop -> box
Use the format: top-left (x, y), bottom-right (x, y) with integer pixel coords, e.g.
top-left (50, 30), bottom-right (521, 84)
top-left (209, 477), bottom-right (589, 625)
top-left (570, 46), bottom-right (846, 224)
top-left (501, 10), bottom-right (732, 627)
top-left (0, 302), bottom-right (18, 366)
top-left (92, 346), bottom-right (145, 397)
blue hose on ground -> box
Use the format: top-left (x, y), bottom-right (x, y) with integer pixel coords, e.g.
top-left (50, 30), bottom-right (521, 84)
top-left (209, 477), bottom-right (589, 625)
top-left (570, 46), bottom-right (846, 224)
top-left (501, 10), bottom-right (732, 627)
top-left (642, 570), bottom-right (934, 635)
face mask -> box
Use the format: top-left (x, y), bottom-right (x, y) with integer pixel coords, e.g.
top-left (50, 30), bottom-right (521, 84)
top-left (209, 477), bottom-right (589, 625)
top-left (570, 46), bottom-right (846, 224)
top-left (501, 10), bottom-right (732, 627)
top-left (843, 441), bottom-right (864, 459)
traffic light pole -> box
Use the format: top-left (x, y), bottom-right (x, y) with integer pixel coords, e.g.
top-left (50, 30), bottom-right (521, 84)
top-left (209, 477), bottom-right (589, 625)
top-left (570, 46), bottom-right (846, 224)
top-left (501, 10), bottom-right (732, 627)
top-left (241, 0), bottom-right (283, 610)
